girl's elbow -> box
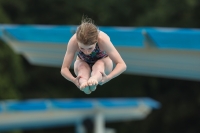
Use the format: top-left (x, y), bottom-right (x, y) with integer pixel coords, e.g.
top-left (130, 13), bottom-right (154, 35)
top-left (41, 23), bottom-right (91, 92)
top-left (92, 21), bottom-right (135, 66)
top-left (60, 68), bottom-right (65, 76)
top-left (120, 62), bottom-right (127, 72)
top-left (124, 63), bottom-right (127, 71)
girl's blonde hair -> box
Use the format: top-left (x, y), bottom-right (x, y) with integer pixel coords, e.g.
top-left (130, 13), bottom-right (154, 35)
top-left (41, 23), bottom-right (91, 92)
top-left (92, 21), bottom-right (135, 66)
top-left (76, 17), bottom-right (99, 45)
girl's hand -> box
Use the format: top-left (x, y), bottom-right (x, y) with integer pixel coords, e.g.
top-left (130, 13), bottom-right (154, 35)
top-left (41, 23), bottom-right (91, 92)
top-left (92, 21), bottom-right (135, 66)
top-left (73, 76), bottom-right (81, 88)
top-left (99, 72), bottom-right (111, 85)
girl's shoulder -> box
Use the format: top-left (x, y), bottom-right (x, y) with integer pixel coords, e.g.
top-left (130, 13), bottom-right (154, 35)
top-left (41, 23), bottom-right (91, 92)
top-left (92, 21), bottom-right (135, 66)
top-left (98, 31), bottom-right (109, 38)
top-left (98, 31), bottom-right (110, 44)
top-left (97, 31), bottom-right (113, 51)
top-left (70, 33), bottom-right (78, 42)
top-left (67, 34), bottom-right (79, 51)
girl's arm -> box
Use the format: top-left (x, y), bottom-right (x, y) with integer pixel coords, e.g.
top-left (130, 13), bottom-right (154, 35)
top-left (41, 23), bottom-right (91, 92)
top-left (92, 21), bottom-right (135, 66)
top-left (61, 34), bottom-right (78, 83)
top-left (98, 32), bottom-right (127, 80)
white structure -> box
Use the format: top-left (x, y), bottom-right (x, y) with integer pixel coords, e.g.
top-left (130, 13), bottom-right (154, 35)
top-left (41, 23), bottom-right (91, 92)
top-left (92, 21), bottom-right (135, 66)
top-left (0, 25), bottom-right (200, 81)
top-left (0, 98), bottom-right (160, 133)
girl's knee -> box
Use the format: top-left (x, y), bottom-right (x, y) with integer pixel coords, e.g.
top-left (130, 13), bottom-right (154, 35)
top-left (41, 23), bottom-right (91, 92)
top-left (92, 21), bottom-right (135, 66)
top-left (78, 65), bottom-right (90, 71)
top-left (92, 61), bottom-right (104, 70)
top-left (74, 62), bottom-right (91, 76)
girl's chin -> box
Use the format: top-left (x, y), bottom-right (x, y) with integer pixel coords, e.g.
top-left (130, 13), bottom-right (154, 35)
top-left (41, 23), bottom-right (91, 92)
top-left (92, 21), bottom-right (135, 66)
top-left (84, 53), bottom-right (91, 55)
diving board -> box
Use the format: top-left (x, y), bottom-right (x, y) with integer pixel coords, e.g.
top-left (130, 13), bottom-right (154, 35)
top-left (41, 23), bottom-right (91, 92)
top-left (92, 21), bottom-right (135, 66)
top-left (0, 24), bottom-right (200, 81)
top-left (0, 98), bottom-right (160, 133)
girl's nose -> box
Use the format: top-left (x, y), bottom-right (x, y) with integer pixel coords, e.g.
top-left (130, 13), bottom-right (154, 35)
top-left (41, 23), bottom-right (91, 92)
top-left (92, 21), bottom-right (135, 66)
top-left (85, 51), bottom-right (90, 54)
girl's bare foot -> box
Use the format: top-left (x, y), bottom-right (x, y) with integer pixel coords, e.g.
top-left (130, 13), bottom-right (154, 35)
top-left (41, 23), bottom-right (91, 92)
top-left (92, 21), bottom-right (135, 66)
top-left (80, 82), bottom-right (91, 94)
top-left (88, 78), bottom-right (98, 91)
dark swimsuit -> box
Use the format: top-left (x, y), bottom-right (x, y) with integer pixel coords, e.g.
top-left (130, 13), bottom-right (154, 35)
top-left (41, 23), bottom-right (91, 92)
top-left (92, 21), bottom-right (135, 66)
top-left (77, 44), bottom-right (108, 68)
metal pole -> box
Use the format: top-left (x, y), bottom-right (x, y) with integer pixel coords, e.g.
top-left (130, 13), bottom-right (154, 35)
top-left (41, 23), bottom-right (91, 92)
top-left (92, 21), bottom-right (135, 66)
top-left (94, 111), bottom-right (105, 133)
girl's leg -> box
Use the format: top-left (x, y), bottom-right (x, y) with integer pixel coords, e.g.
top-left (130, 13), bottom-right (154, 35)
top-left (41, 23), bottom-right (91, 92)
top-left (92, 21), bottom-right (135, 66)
top-left (88, 57), bottom-right (113, 91)
top-left (74, 59), bottom-right (92, 94)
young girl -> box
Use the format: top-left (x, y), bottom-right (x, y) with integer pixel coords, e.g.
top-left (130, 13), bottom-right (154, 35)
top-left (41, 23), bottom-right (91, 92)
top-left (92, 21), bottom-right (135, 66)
top-left (61, 17), bottom-right (126, 94)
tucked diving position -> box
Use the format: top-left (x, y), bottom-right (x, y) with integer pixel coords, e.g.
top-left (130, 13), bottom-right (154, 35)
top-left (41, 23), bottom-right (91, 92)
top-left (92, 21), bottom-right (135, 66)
top-left (61, 17), bottom-right (127, 94)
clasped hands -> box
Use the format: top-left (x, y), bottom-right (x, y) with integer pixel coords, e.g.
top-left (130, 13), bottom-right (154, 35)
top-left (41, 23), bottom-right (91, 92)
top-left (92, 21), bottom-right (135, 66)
top-left (74, 72), bottom-right (110, 94)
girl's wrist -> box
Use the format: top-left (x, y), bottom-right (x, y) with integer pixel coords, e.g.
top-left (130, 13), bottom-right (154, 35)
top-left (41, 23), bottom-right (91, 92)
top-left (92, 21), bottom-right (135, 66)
top-left (107, 74), bottom-right (112, 80)
top-left (70, 77), bottom-right (76, 83)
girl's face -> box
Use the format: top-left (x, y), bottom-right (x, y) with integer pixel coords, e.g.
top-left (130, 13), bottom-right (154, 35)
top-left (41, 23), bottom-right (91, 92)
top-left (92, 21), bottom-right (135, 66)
top-left (78, 42), bottom-right (96, 55)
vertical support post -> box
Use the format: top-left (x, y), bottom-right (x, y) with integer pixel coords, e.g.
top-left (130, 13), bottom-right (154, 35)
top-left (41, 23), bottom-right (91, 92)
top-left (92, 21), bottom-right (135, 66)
top-left (94, 111), bottom-right (105, 133)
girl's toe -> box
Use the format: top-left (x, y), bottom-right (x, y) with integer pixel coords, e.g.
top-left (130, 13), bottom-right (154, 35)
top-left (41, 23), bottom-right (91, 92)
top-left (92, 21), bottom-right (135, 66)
top-left (82, 86), bottom-right (91, 94)
top-left (89, 85), bottom-right (97, 91)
